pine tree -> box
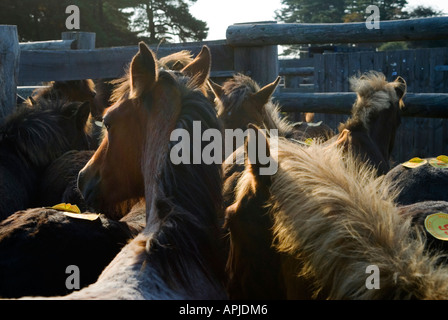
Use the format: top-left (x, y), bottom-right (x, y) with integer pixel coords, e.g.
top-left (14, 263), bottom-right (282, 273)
top-left (124, 0), bottom-right (208, 44)
top-left (0, 0), bottom-right (140, 47)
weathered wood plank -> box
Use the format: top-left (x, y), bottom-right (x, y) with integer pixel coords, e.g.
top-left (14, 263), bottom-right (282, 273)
top-left (18, 40), bottom-right (233, 85)
top-left (20, 40), bottom-right (75, 51)
top-left (274, 92), bottom-right (448, 118)
top-left (0, 25), bottom-right (20, 119)
top-left (226, 17), bottom-right (448, 46)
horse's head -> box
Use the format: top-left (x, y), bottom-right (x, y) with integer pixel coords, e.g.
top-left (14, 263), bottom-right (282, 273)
top-left (77, 43), bottom-right (212, 219)
top-left (212, 74), bottom-right (281, 132)
top-left (347, 72), bottom-right (406, 163)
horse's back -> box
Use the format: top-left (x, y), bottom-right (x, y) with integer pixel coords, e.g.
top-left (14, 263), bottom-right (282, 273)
top-left (0, 208), bottom-right (135, 298)
top-left (386, 162), bottom-right (448, 205)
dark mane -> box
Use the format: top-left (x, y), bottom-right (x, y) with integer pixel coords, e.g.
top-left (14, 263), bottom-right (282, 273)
top-left (0, 100), bottom-right (90, 169)
top-left (144, 70), bottom-right (226, 294)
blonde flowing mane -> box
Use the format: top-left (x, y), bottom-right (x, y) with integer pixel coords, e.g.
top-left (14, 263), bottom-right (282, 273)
top-left (237, 137), bottom-right (448, 299)
top-left (341, 71), bottom-right (406, 132)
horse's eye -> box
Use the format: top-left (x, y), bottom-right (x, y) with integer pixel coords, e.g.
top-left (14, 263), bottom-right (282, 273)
top-left (94, 120), bottom-right (103, 128)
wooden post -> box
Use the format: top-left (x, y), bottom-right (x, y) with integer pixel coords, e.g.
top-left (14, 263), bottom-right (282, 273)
top-left (61, 32), bottom-right (96, 49)
top-left (0, 25), bottom-right (20, 120)
top-left (229, 21), bottom-right (279, 87)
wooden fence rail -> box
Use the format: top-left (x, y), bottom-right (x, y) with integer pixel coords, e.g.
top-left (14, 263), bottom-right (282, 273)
top-left (275, 92), bottom-right (448, 118)
top-left (226, 17), bottom-right (448, 46)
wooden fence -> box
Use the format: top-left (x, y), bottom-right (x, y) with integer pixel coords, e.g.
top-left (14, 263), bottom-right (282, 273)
top-left (1, 17), bottom-right (448, 163)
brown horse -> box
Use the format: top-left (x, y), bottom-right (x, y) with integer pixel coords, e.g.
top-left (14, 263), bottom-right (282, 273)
top-left (225, 126), bottom-right (448, 299)
top-left (331, 71), bottom-right (406, 175)
top-left (211, 73), bottom-right (333, 143)
top-left (25, 42), bottom-right (227, 299)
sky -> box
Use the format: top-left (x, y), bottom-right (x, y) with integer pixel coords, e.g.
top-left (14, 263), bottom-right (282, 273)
top-left (190, 0), bottom-right (448, 41)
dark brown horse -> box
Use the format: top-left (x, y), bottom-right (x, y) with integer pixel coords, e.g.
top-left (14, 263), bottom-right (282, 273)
top-left (28, 79), bottom-right (107, 149)
top-left (331, 71), bottom-right (406, 176)
top-left (37, 150), bottom-right (95, 212)
top-left (385, 158), bottom-right (448, 205)
top-left (0, 99), bottom-right (92, 221)
top-left (36, 43), bottom-right (227, 299)
top-left (0, 206), bottom-right (143, 298)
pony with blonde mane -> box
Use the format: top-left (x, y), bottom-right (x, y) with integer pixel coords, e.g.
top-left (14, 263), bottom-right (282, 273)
top-left (226, 126), bottom-right (448, 299)
top-left (333, 71), bottom-right (406, 175)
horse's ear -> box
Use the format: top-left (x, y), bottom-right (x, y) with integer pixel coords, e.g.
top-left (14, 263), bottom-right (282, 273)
top-left (76, 101), bottom-right (91, 130)
top-left (394, 76), bottom-right (407, 100)
top-left (130, 42), bottom-right (157, 98)
top-left (336, 128), bottom-right (350, 148)
top-left (244, 123), bottom-right (273, 185)
top-left (27, 96), bottom-right (37, 106)
top-left (251, 76), bottom-right (280, 107)
top-left (208, 79), bottom-right (224, 100)
top-left (181, 45), bottom-right (211, 88)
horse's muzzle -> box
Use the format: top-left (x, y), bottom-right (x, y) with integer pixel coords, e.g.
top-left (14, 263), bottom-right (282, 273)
top-left (77, 168), bottom-right (101, 209)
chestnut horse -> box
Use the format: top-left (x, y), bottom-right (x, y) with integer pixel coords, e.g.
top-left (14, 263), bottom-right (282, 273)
top-left (331, 71), bottom-right (406, 176)
top-left (24, 43), bottom-right (226, 299)
top-left (225, 126), bottom-right (448, 299)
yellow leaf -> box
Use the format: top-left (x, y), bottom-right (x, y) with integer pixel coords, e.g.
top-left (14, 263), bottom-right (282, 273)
top-left (402, 157), bottom-right (427, 169)
top-left (437, 155), bottom-right (448, 163)
top-left (51, 203), bottom-right (81, 214)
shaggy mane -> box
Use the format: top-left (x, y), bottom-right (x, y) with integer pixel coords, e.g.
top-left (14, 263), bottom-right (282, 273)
top-left (0, 101), bottom-right (78, 168)
top-left (245, 138), bottom-right (448, 299)
top-left (340, 71), bottom-right (405, 132)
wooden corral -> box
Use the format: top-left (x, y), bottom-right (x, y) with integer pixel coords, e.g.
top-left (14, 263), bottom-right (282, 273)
top-left (2, 16), bottom-right (448, 163)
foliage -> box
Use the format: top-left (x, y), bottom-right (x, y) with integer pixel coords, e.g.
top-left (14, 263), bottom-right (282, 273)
top-left (125, 0), bottom-right (208, 44)
top-left (0, 0), bottom-right (207, 47)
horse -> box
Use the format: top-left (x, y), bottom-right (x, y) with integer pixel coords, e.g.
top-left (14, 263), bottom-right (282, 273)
top-left (398, 200), bottom-right (448, 263)
top-left (210, 73), bottom-right (333, 143)
top-left (384, 159), bottom-right (448, 205)
top-left (225, 125), bottom-right (448, 299)
top-left (332, 71), bottom-right (406, 176)
top-left (0, 99), bottom-right (92, 221)
top-left (37, 150), bottom-right (95, 212)
top-left (28, 79), bottom-right (107, 149)
top-left (22, 42), bottom-right (227, 299)
top-left (0, 206), bottom-right (143, 298)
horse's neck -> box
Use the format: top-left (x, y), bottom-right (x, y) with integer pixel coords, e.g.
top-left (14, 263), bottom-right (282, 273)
top-left (368, 119), bottom-right (393, 163)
